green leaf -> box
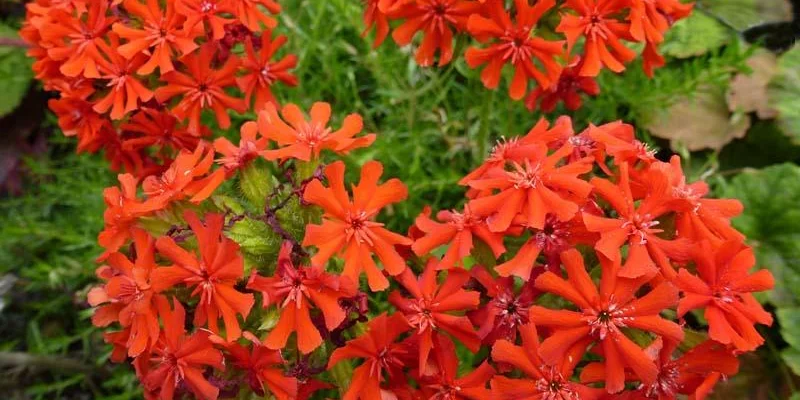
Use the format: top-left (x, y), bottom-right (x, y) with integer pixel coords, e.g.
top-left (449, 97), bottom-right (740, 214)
top-left (0, 24), bottom-right (33, 117)
top-left (238, 161), bottom-right (272, 210)
top-left (226, 217), bottom-right (281, 266)
top-left (697, 0), bottom-right (793, 31)
top-left (720, 164), bottom-right (800, 306)
top-left (768, 45), bottom-right (800, 144)
top-left (660, 11), bottom-right (730, 58)
top-left (778, 307), bottom-right (800, 375)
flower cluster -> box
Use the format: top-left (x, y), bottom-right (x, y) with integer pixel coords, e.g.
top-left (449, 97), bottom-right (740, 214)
top-left (362, 0), bottom-right (692, 111)
top-left (23, 1), bottom-right (774, 400)
top-left (21, 0), bottom-right (297, 177)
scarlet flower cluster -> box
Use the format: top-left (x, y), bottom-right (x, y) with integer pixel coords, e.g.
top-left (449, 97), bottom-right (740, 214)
top-left (21, 1), bottom-right (774, 400)
top-left (21, 0), bottom-right (297, 177)
top-left (363, 0), bottom-right (692, 111)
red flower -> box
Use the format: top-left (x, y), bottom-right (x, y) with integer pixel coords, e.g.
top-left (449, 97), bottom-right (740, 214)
top-left (258, 102), bottom-right (375, 161)
top-left (211, 332), bottom-right (298, 399)
top-left (389, 262), bottom-right (481, 372)
top-left (154, 44), bottom-right (246, 133)
top-left (230, 0), bottom-right (280, 32)
top-left (97, 173), bottom-right (156, 261)
top-left (152, 211), bottom-right (255, 341)
top-left (581, 337), bottom-right (739, 399)
top-left (465, 0), bottom-right (564, 100)
top-left (113, 0), bottom-right (201, 75)
top-left (41, 0), bottom-right (115, 78)
top-left (327, 313), bottom-right (411, 400)
top-left (411, 205), bottom-right (505, 270)
top-left (530, 249), bottom-right (684, 393)
top-left (525, 58), bottom-right (600, 112)
top-left (247, 241), bottom-right (358, 354)
top-left (390, 0), bottom-right (482, 67)
top-left (121, 108), bottom-right (204, 155)
top-left (468, 266), bottom-right (536, 344)
top-left (48, 96), bottom-right (109, 152)
top-left (467, 142), bottom-right (593, 232)
top-left (88, 229), bottom-right (163, 358)
top-left (362, 0), bottom-right (396, 48)
top-left (143, 298), bottom-right (224, 400)
top-left (303, 161), bottom-right (412, 291)
top-left (494, 212), bottom-right (598, 280)
top-left (490, 323), bottom-right (603, 400)
top-left (93, 34), bottom-right (154, 119)
top-left (176, 0), bottom-right (234, 40)
top-left (459, 117), bottom-right (574, 185)
top-left (142, 143), bottom-right (226, 206)
top-left (676, 240), bottom-right (774, 352)
top-left (654, 156), bottom-right (745, 245)
top-left (583, 162), bottom-right (690, 279)
top-left (628, 0), bottom-right (692, 45)
top-left (418, 336), bottom-right (494, 399)
top-left (237, 30), bottom-right (299, 110)
top-left (557, 0), bottom-right (637, 76)
top-left (214, 121), bottom-right (269, 170)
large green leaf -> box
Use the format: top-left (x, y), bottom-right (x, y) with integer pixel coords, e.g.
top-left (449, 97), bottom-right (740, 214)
top-left (778, 307), bottom-right (800, 374)
top-left (697, 0), bottom-right (793, 31)
top-left (768, 45), bottom-right (800, 144)
top-left (0, 23), bottom-right (33, 117)
top-left (720, 164), bottom-right (800, 306)
top-left (660, 11), bottom-right (730, 59)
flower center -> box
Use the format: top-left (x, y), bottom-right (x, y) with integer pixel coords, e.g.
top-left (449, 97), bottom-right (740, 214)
top-left (500, 28), bottom-right (534, 64)
top-left (406, 298), bottom-right (437, 333)
top-left (508, 160), bottom-right (543, 189)
top-left (297, 123), bottom-right (332, 148)
top-left (622, 213), bottom-right (660, 244)
top-left (584, 303), bottom-right (627, 340)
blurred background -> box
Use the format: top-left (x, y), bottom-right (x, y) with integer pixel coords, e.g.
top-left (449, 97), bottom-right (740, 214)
top-left (1, 0), bottom-right (800, 398)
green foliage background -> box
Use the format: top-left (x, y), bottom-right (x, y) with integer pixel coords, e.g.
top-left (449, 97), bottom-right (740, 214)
top-left (1, 0), bottom-right (800, 398)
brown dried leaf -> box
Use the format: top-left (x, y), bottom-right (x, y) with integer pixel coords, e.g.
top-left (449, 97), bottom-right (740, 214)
top-left (727, 50), bottom-right (780, 119)
top-left (646, 87), bottom-right (751, 151)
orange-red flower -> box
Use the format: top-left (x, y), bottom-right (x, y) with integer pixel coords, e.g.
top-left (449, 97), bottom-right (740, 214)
top-left (467, 143), bottom-right (593, 232)
top-left (654, 156), bottom-right (745, 246)
top-left (557, 0), bottom-right (636, 76)
top-left (121, 108), bottom-right (204, 155)
top-left (230, 0), bottom-right (280, 32)
top-left (247, 242), bottom-right (357, 354)
top-left (390, 0), bottom-right (482, 67)
top-left (490, 323), bottom-right (603, 400)
top-left (581, 337), bottom-right (739, 399)
top-left (143, 298), bottom-right (224, 400)
top-left (411, 205), bottom-right (505, 270)
top-left (97, 173), bottom-right (159, 261)
top-left (176, 0), bottom-right (234, 40)
top-left (113, 0), bottom-right (201, 75)
top-left (211, 332), bottom-right (298, 399)
top-left (142, 143), bottom-right (226, 206)
top-left (583, 162), bottom-right (690, 279)
top-left (258, 102), bottom-right (375, 161)
top-left (362, 0), bottom-right (396, 48)
top-left (328, 313), bottom-right (410, 400)
top-left (389, 262), bottom-right (480, 372)
top-left (41, 0), bottom-right (115, 78)
top-left (525, 58), bottom-right (600, 112)
top-left (418, 336), bottom-right (494, 399)
top-left (237, 29), bottom-right (298, 110)
top-left (530, 249), bottom-right (684, 393)
top-left (48, 96), bottom-right (110, 152)
top-left (465, 0), bottom-right (564, 99)
top-left (214, 121), bottom-right (269, 170)
top-left (303, 161), bottom-right (412, 291)
top-left (88, 229), bottom-right (163, 357)
top-left (676, 240), bottom-right (774, 352)
top-left (152, 211), bottom-right (255, 341)
top-left (154, 44), bottom-right (246, 133)
top-left (459, 117), bottom-right (574, 185)
top-left (93, 34), bottom-right (154, 119)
